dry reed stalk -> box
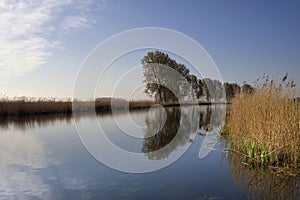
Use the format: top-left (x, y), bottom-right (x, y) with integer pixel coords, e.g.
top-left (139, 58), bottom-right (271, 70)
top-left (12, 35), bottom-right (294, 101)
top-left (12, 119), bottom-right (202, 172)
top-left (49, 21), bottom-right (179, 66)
top-left (223, 77), bottom-right (300, 174)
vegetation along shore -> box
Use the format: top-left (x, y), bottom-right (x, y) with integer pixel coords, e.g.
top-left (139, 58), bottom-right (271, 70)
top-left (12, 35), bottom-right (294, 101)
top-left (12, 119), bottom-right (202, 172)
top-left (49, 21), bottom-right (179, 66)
top-left (1, 51), bottom-right (299, 176)
top-left (222, 75), bottom-right (300, 176)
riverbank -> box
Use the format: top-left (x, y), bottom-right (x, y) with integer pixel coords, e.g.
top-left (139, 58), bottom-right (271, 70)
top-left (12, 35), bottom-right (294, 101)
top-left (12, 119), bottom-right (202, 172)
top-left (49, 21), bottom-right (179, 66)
top-left (221, 78), bottom-right (300, 176)
top-left (0, 99), bottom-right (219, 117)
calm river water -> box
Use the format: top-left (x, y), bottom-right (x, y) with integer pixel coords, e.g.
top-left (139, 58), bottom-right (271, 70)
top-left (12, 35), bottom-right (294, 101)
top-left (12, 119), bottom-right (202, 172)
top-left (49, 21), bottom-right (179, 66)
top-left (0, 105), bottom-right (298, 199)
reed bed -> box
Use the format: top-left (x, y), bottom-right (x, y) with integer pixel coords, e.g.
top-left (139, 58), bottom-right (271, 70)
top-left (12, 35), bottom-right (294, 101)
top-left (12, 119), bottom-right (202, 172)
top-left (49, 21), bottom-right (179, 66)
top-left (0, 93), bottom-right (219, 117)
top-left (0, 101), bottom-right (72, 116)
top-left (222, 77), bottom-right (300, 175)
top-left (0, 98), bottom-right (158, 117)
top-left (128, 100), bottom-right (156, 109)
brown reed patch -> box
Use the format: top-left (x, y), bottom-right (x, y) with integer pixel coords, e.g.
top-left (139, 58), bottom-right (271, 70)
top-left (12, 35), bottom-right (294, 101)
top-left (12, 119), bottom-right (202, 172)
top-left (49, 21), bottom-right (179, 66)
top-left (0, 98), bottom-right (158, 117)
top-left (222, 76), bottom-right (300, 175)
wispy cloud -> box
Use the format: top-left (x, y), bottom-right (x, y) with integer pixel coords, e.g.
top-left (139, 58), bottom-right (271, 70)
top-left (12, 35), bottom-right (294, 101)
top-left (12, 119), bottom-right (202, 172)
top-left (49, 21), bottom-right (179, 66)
top-left (60, 15), bottom-right (96, 32)
top-left (0, 0), bottom-right (101, 81)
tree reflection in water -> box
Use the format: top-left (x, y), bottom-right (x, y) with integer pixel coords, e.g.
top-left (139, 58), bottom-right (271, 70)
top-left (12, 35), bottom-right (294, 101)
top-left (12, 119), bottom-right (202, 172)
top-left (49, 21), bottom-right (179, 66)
top-left (142, 105), bottom-right (299, 199)
top-left (142, 106), bottom-right (215, 160)
top-left (1, 105), bottom-right (298, 199)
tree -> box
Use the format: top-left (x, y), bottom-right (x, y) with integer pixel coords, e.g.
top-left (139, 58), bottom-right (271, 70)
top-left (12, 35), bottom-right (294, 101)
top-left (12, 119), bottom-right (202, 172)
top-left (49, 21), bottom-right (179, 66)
top-left (242, 83), bottom-right (254, 95)
top-left (224, 82), bottom-right (242, 102)
top-left (196, 79), bottom-right (204, 102)
top-left (224, 82), bottom-right (234, 102)
top-left (203, 78), bottom-right (223, 102)
top-left (231, 83), bottom-right (241, 97)
top-left (186, 74), bottom-right (198, 102)
top-left (213, 79), bottom-right (223, 102)
top-left (186, 75), bottom-right (205, 103)
top-left (142, 51), bottom-right (172, 102)
top-left (202, 80), bottom-right (210, 102)
top-left (142, 51), bottom-right (191, 103)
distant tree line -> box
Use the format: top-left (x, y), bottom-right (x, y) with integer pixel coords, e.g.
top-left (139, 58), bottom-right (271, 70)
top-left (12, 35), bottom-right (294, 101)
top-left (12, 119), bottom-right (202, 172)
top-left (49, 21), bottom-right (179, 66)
top-left (142, 51), bottom-right (254, 103)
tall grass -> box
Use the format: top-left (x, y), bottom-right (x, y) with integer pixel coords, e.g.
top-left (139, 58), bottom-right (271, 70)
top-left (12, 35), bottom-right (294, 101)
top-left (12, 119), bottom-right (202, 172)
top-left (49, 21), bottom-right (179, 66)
top-left (0, 97), bottom-right (157, 117)
top-left (223, 76), bottom-right (300, 175)
top-left (0, 101), bottom-right (73, 116)
top-left (0, 95), bottom-right (205, 117)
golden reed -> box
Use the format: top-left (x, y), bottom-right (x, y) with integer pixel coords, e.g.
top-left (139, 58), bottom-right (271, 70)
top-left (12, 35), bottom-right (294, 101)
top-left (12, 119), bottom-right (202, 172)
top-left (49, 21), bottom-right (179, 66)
top-left (223, 76), bottom-right (300, 175)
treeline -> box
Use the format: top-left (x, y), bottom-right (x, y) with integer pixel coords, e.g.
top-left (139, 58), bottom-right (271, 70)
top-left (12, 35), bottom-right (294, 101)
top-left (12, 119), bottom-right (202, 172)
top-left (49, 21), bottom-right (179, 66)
top-left (142, 51), bottom-right (254, 103)
top-left (0, 51), bottom-right (259, 117)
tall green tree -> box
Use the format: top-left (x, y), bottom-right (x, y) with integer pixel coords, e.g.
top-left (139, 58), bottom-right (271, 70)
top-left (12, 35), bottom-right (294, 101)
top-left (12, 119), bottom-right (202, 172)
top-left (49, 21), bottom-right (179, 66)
top-left (142, 51), bottom-right (191, 103)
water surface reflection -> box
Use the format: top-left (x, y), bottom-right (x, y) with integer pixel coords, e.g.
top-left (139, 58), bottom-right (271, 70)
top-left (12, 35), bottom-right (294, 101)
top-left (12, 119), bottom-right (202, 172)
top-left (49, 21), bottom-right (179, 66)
top-left (228, 151), bottom-right (300, 199)
top-left (0, 105), bottom-right (298, 199)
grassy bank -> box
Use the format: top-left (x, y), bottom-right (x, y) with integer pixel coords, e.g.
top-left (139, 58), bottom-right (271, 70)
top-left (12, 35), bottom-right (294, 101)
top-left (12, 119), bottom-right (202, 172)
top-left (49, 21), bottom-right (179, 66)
top-left (0, 100), bottom-right (155, 117)
top-left (0, 99), bottom-right (215, 117)
top-left (222, 78), bottom-right (300, 175)
top-left (0, 101), bottom-right (73, 116)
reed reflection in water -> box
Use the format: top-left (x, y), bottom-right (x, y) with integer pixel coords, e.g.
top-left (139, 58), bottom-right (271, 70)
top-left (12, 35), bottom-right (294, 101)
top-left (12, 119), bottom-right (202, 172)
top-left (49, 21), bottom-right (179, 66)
top-left (0, 114), bottom-right (73, 132)
top-left (0, 105), bottom-right (298, 199)
top-left (228, 151), bottom-right (300, 199)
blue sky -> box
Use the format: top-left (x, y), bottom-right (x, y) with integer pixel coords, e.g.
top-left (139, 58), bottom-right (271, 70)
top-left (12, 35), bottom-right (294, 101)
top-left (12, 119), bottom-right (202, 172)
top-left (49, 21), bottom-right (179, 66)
top-left (1, 0), bottom-right (300, 99)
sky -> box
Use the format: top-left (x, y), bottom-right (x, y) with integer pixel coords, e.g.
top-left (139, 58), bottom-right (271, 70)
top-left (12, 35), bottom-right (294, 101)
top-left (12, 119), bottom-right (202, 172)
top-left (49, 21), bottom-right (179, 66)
top-left (1, 0), bottom-right (300, 99)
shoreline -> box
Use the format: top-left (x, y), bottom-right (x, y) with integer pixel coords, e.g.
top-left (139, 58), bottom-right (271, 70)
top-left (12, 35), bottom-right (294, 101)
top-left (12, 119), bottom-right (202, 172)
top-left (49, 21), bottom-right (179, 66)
top-left (0, 101), bottom-right (229, 118)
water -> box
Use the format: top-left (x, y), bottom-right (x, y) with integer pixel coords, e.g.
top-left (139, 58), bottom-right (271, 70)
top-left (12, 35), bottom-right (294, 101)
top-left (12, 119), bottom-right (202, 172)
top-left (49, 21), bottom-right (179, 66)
top-left (0, 105), bottom-right (298, 200)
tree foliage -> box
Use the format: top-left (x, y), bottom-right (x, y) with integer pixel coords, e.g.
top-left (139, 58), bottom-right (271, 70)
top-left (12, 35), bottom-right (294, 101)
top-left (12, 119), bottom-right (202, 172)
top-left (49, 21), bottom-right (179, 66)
top-left (142, 51), bottom-right (193, 103)
top-left (224, 82), bottom-right (241, 101)
top-left (242, 83), bottom-right (255, 95)
top-left (142, 50), bottom-right (253, 103)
